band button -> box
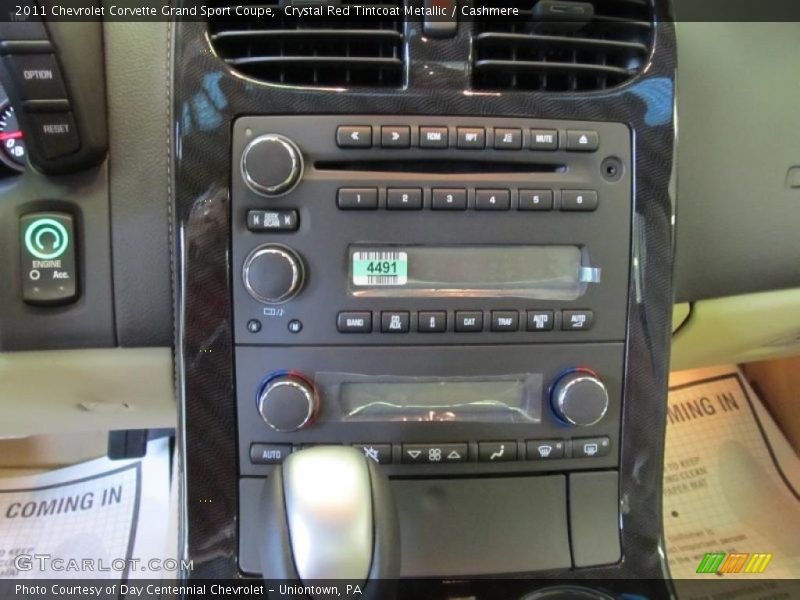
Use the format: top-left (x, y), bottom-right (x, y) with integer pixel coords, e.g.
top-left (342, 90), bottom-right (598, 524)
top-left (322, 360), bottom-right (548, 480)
top-left (337, 311), bottom-right (373, 333)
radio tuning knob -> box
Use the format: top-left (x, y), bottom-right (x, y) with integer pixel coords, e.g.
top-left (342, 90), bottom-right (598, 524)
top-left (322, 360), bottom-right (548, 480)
top-left (258, 373), bottom-right (318, 432)
top-left (550, 369), bottom-right (609, 427)
top-left (243, 244), bottom-right (304, 304)
top-left (241, 134), bottom-right (303, 196)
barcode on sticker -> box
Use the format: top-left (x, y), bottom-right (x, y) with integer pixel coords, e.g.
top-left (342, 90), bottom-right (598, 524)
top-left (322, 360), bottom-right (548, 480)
top-left (352, 251), bottom-right (408, 286)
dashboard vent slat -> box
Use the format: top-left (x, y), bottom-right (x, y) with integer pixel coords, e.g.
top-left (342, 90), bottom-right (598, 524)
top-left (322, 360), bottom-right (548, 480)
top-left (207, 1), bottom-right (405, 88)
top-left (472, 0), bottom-right (655, 92)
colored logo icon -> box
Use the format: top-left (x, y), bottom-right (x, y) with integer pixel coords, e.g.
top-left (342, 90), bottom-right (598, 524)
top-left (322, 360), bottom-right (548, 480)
top-left (696, 552), bottom-right (772, 574)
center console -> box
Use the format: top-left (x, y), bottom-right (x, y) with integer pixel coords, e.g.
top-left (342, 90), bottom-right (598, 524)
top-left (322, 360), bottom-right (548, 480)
top-left (174, 9), bottom-right (677, 599)
top-left (233, 116), bottom-right (632, 576)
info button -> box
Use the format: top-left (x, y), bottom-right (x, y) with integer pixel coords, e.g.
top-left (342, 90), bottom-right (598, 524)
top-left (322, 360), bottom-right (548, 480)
top-left (337, 311), bottom-right (373, 333)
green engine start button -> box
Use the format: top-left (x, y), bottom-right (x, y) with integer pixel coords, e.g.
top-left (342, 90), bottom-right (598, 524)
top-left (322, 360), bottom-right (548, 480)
top-left (24, 217), bottom-right (70, 260)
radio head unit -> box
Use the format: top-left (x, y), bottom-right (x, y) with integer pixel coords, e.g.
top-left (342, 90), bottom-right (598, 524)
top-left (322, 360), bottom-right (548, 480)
top-left (231, 114), bottom-right (631, 474)
top-left (231, 114), bottom-right (633, 576)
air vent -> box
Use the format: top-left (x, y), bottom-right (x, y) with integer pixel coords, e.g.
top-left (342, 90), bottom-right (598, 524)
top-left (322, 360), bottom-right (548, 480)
top-left (208, 1), bottom-right (406, 88)
top-left (472, 0), bottom-right (654, 92)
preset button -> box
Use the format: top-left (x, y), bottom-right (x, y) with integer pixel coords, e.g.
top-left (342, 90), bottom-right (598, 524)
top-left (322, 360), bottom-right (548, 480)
top-left (561, 190), bottom-right (598, 212)
top-left (519, 190), bottom-right (553, 211)
top-left (338, 188), bottom-right (378, 210)
top-left (431, 188), bottom-right (467, 210)
top-left (387, 188), bottom-right (423, 210)
top-left (475, 189), bottom-right (510, 210)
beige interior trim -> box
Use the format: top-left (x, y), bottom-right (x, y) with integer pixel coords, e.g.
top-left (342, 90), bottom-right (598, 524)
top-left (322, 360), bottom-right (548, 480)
top-left (0, 347), bottom-right (176, 437)
top-left (671, 302), bottom-right (690, 333)
top-left (671, 288), bottom-right (800, 370)
top-left (742, 358), bottom-right (800, 455)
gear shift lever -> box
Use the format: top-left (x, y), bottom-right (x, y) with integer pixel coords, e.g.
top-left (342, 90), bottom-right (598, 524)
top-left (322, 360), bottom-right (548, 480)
top-left (260, 446), bottom-right (400, 600)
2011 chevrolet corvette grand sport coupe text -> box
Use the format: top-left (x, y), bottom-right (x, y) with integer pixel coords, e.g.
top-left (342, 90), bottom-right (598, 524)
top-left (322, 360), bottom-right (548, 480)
top-left (0, 2), bottom-right (799, 600)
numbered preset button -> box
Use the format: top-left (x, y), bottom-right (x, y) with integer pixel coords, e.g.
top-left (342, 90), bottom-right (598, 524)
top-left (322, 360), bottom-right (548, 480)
top-left (519, 189), bottom-right (554, 211)
top-left (337, 188), bottom-right (378, 209)
top-left (475, 189), bottom-right (511, 210)
top-left (431, 188), bottom-right (467, 210)
top-left (387, 188), bottom-right (423, 210)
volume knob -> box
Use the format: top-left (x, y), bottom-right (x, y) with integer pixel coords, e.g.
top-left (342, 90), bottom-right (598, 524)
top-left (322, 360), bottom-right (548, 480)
top-left (550, 369), bottom-right (609, 427)
top-left (243, 244), bottom-right (304, 304)
top-left (258, 373), bottom-right (318, 432)
top-left (241, 134), bottom-right (303, 196)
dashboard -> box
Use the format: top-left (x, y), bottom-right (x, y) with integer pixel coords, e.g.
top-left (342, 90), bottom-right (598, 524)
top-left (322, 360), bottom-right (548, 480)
top-left (0, 5), bottom-right (798, 600)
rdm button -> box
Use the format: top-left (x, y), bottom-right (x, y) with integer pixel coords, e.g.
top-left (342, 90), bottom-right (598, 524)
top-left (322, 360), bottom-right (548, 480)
top-left (20, 212), bottom-right (77, 305)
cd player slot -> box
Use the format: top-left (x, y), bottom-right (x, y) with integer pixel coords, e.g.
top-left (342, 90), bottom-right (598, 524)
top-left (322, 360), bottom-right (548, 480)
top-left (314, 159), bottom-right (566, 175)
